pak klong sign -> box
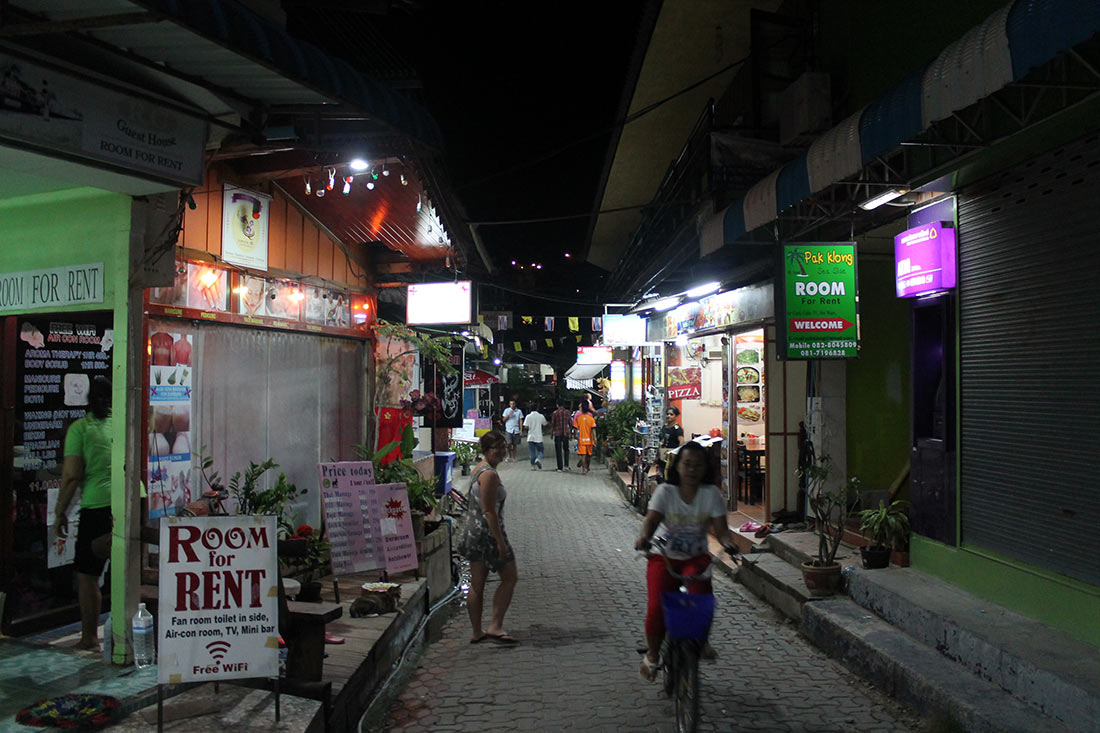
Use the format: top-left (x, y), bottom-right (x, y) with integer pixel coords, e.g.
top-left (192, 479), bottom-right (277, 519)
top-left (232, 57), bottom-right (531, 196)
top-left (778, 243), bottom-right (860, 360)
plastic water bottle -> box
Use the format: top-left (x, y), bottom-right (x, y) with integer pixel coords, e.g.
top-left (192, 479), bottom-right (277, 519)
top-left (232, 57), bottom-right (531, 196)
top-left (101, 612), bottom-right (112, 664)
top-left (132, 603), bottom-right (155, 669)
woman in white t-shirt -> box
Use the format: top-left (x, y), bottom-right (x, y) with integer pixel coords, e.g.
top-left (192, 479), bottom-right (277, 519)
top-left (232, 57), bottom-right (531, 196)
top-left (634, 441), bottom-right (736, 681)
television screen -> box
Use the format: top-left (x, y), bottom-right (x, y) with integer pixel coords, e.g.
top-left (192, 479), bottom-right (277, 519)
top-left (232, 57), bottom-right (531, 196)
top-left (407, 281), bottom-right (473, 325)
top-left (603, 314), bottom-right (648, 345)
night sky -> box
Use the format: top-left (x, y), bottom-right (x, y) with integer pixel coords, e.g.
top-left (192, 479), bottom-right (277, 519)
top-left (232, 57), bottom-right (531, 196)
top-left (289, 2), bottom-right (647, 308)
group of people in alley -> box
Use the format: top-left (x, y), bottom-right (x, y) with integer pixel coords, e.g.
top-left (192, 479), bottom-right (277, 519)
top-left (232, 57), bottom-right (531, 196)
top-left (499, 397), bottom-right (599, 474)
top-left (458, 396), bottom-right (737, 682)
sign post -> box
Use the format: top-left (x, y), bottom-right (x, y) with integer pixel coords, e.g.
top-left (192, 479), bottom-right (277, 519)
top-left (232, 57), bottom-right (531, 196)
top-left (778, 243), bottom-right (860, 360)
top-left (157, 515), bottom-right (280, 725)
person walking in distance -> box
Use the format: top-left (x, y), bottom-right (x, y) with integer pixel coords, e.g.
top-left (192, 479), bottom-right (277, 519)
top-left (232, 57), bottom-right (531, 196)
top-left (523, 406), bottom-right (548, 470)
top-left (573, 401), bottom-right (597, 475)
top-left (457, 431), bottom-right (519, 645)
top-left (54, 376), bottom-right (114, 652)
top-left (550, 400), bottom-right (572, 471)
top-left (502, 398), bottom-right (523, 463)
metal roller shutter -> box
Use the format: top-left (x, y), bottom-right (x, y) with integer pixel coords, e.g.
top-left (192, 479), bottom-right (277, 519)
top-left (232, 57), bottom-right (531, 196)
top-left (957, 131), bottom-right (1100, 585)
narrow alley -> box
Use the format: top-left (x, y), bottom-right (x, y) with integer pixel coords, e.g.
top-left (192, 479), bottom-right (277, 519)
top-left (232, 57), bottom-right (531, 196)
top-left (375, 462), bottom-right (921, 732)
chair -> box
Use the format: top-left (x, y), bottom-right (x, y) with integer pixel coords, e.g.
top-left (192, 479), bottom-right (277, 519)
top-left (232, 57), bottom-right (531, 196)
top-left (737, 444), bottom-right (764, 504)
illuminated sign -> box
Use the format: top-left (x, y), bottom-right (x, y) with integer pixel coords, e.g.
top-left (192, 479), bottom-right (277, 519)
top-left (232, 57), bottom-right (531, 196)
top-left (576, 346), bottom-right (613, 365)
top-left (779, 243), bottom-right (859, 359)
top-left (894, 222), bottom-right (957, 298)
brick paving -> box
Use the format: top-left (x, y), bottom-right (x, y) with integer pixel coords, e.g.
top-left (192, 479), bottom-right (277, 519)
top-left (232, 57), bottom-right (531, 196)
top-left (379, 455), bottom-right (923, 732)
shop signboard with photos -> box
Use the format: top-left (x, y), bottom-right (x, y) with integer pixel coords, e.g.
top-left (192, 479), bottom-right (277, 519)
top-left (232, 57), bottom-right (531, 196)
top-left (148, 323), bottom-right (194, 518)
top-left (778, 243), bottom-right (860, 359)
top-left (666, 366), bottom-right (702, 400)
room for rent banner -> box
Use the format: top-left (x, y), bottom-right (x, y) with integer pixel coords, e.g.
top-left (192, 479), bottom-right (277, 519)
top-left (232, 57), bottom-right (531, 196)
top-left (779, 243), bottom-right (860, 359)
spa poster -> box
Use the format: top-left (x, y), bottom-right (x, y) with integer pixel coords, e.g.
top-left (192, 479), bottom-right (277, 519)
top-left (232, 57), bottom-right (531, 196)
top-left (148, 327), bottom-right (194, 518)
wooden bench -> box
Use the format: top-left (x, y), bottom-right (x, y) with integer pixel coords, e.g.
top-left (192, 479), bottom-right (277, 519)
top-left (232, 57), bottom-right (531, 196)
top-left (277, 573), bottom-right (342, 682)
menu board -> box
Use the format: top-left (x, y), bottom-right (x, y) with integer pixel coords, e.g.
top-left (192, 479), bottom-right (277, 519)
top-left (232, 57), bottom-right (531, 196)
top-left (734, 333), bottom-right (765, 426)
top-left (10, 312), bottom-right (113, 623)
top-left (148, 323), bottom-right (194, 518)
top-left (318, 463), bottom-right (417, 574)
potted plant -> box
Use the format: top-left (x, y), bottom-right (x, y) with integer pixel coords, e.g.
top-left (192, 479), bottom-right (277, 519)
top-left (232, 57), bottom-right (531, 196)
top-left (856, 499), bottom-right (910, 569)
top-left (280, 523), bottom-right (331, 601)
top-left (798, 455), bottom-right (859, 596)
top-left (355, 423), bottom-right (438, 539)
top-left (450, 440), bottom-right (478, 476)
top-left (609, 443), bottom-right (628, 472)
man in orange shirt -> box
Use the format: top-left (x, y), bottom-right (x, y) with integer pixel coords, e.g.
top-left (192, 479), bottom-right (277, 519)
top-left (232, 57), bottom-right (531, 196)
top-left (572, 402), bottom-right (597, 475)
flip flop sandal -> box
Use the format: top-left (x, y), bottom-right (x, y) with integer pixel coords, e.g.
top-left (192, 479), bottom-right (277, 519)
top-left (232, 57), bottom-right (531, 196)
top-left (640, 655), bottom-right (659, 682)
top-left (739, 521), bottom-right (761, 533)
top-left (484, 632), bottom-right (519, 645)
top-left (324, 633), bottom-right (345, 644)
top-left (470, 634), bottom-right (488, 644)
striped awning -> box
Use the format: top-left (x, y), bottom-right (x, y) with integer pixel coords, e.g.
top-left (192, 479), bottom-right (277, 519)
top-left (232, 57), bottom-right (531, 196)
top-left (700, 0), bottom-right (1100, 255)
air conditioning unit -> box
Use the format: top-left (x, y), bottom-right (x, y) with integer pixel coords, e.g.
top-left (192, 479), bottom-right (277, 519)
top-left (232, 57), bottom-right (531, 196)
top-left (779, 72), bottom-right (831, 147)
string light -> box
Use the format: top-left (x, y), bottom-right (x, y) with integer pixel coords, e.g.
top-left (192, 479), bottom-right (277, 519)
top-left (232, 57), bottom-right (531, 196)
top-left (382, 166), bottom-right (390, 177)
top-left (416, 194), bottom-right (422, 213)
top-left (305, 178), bottom-right (312, 195)
top-left (370, 168), bottom-right (379, 181)
top-left (400, 174), bottom-right (408, 186)
top-left (366, 181), bottom-right (375, 190)
top-left (342, 176), bottom-right (353, 195)
top-left (326, 168), bottom-right (335, 191)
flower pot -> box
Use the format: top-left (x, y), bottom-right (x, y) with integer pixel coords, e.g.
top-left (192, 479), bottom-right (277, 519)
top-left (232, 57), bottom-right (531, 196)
top-left (800, 561), bottom-right (843, 597)
top-left (411, 510), bottom-right (425, 542)
top-left (461, 463), bottom-right (470, 476)
top-left (860, 545), bottom-right (892, 569)
top-left (297, 580), bottom-right (323, 603)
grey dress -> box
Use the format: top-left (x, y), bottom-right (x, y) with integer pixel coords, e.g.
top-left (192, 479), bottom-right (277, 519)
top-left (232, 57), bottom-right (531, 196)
top-left (457, 464), bottom-right (514, 571)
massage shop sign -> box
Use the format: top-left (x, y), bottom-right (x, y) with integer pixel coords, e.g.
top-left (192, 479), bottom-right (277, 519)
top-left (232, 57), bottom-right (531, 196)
top-left (779, 243), bottom-right (860, 359)
top-left (158, 515), bottom-right (279, 684)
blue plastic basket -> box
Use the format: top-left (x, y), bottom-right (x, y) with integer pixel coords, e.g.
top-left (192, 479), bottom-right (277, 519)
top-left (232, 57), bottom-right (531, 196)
top-left (661, 592), bottom-right (715, 640)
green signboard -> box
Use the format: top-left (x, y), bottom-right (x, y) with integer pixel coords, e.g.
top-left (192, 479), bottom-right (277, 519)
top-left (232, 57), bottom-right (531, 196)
top-left (778, 243), bottom-right (859, 359)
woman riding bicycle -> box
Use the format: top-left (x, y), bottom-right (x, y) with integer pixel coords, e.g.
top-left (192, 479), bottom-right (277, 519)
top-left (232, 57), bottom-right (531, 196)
top-left (634, 441), bottom-right (737, 681)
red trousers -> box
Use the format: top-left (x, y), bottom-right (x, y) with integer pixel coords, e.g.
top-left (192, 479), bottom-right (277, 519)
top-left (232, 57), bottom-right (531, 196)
top-left (645, 554), bottom-right (713, 638)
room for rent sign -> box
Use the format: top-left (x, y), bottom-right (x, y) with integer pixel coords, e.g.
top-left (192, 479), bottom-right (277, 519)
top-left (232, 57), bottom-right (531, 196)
top-left (779, 243), bottom-right (860, 359)
top-left (157, 515), bottom-right (279, 684)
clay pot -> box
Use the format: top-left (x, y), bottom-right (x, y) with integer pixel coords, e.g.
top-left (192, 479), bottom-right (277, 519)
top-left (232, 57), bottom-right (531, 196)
top-left (801, 561), bottom-right (842, 597)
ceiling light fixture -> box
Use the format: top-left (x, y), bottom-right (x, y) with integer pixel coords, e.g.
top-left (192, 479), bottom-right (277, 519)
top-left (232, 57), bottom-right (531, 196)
top-left (652, 296), bottom-right (681, 312)
top-left (349, 158), bottom-right (369, 172)
top-left (493, 357), bottom-right (502, 365)
top-left (859, 188), bottom-right (908, 210)
top-left (685, 281), bottom-right (720, 298)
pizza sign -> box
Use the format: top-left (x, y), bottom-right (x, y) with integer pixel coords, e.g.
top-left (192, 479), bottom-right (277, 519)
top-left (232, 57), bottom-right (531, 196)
top-left (667, 366), bottom-right (701, 400)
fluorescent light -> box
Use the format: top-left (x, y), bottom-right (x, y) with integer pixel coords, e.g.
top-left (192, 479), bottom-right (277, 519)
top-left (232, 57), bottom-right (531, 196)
top-left (685, 281), bottom-right (720, 298)
top-left (349, 158), bottom-right (369, 172)
top-left (652, 297), bottom-right (681, 312)
top-left (859, 188), bottom-right (907, 210)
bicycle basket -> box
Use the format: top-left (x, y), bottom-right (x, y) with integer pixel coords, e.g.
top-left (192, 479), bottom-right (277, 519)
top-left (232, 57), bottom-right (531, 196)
top-left (661, 592), bottom-right (715, 640)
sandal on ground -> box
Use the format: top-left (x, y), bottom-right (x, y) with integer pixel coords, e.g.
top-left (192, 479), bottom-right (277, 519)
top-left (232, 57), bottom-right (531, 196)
top-left (484, 632), bottom-right (519, 645)
top-left (640, 655), bottom-right (659, 682)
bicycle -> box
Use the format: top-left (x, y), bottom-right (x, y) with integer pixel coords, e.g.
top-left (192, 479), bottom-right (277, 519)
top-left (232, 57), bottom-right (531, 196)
top-left (639, 537), bottom-right (736, 733)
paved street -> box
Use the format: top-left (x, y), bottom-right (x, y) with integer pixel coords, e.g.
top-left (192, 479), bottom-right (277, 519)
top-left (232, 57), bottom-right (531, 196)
top-left (378, 452), bottom-right (923, 732)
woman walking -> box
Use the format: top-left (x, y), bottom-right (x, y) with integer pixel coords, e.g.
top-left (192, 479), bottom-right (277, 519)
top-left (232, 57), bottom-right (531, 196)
top-left (457, 431), bottom-right (519, 645)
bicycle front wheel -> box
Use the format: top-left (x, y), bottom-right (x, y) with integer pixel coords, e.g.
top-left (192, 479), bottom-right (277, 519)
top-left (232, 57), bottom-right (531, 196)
top-left (674, 643), bottom-right (700, 733)
top-left (661, 637), bottom-right (676, 696)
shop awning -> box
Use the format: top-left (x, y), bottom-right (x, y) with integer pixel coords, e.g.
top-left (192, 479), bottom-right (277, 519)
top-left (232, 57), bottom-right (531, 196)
top-left (564, 362), bottom-right (607, 381)
top-left (20, 0), bottom-right (442, 148)
top-left (700, 0), bottom-right (1100, 255)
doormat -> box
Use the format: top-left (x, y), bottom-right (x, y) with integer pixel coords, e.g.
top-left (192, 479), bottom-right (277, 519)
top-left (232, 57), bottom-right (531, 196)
top-left (15, 693), bottom-right (120, 729)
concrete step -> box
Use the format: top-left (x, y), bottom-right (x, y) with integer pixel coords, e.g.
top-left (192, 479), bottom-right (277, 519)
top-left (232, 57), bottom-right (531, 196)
top-left (734, 552), bottom-right (813, 622)
top-left (802, 598), bottom-right (1070, 733)
top-left (845, 567), bottom-right (1100, 732)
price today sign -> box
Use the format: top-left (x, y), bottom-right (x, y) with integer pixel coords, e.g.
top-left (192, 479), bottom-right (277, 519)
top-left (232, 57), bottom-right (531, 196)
top-left (158, 515), bottom-right (279, 684)
top-left (779, 243), bottom-right (860, 360)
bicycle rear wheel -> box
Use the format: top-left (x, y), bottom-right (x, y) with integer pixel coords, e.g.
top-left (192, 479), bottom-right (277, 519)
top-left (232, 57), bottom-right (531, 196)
top-left (673, 643), bottom-right (700, 733)
top-left (661, 638), bottom-right (676, 696)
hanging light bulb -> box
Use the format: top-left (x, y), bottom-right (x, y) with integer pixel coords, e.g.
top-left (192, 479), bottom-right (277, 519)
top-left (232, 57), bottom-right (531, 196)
top-left (326, 168), bottom-right (335, 191)
top-left (445, 255), bottom-right (451, 268)
top-left (400, 174), bottom-right (408, 186)
top-left (316, 188), bottom-right (325, 198)
top-left (342, 175), bottom-right (353, 195)
top-left (370, 168), bottom-right (379, 181)
top-left (416, 194), bottom-right (422, 213)
top-left (366, 181), bottom-right (375, 190)
top-left (349, 158), bottom-right (369, 172)
top-left (382, 166), bottom-right (390, 177)
top-left (305, 178), bottom-right (312, 196)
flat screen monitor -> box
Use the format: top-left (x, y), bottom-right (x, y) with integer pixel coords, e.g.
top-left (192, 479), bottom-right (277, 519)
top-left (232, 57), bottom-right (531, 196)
top-left (406, 281), bottom-right (473, 325)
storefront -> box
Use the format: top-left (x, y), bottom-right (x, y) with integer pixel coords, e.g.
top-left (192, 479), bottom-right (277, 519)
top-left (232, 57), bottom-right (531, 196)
top-left (144, 175), bottom-right (376, 530)
top-left (647, 282), bottom-right (806, 521)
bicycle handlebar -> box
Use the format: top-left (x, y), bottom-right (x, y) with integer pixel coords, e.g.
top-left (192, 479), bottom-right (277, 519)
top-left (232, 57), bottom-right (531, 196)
top-left (639, 536), bottom-right (739, 582)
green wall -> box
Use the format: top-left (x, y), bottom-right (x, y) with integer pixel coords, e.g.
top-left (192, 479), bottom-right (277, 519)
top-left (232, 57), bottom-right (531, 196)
top-left (846, 257), bottom-right (910, 492)
top-left (816, 0), bottom-right (1009, 117)
top-left (1, 187), bottom-right (134, 660)
top-left (913, 535), bottom-right (1100, 649)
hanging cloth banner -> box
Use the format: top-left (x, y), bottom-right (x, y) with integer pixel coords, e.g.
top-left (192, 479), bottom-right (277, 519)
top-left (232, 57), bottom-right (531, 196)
top-left (545, 316), bottom-right (555, 331)
top-left (545, 338), bottom-right (554, 348)
top-left (497, 315), bottom-right (509, 330)
top-left (375, 408), bottom-right (413, 465)
top-left (482, 344), bottom-right (489, 358)
top-left (478, 314), bottom-right (485, 323)
top-left (497, 343), bottom-right (504, 355)
top-left (529, 340), bottom-right (537, 351)
top-left (514, 341), bottom-right (522, 351)
top-left (592, 317), bottom-right (602, 331)
top-left (575, 335), bottom-right (582, 343)
top-left (568, 317), bottom-right (579, 332)
top-left (521, 316), bottom-right (533, 325)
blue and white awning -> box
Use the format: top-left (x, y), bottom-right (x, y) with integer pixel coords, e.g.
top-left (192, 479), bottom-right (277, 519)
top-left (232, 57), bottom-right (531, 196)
top-left (701, 0), bottom-right (1100, 255)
